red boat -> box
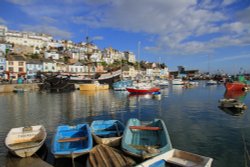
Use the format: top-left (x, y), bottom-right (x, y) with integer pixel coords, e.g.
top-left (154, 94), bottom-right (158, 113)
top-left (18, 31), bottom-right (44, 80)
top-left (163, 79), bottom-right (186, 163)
top-left (126, 87), bottom-right (160, 94)
top-left (225, 82), bottom-right (246, 91)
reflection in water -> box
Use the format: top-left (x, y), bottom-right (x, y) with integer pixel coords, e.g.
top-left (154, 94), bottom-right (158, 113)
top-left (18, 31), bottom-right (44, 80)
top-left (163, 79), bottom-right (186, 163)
top-left (1, 86), bottom-right (250, 167)
top-left (218, 106), bottom-right (244, 116)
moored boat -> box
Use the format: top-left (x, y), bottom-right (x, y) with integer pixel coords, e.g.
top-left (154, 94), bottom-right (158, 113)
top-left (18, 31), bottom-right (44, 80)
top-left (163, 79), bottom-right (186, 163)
top-left (5, 125), bottom-right (47, 158)
top-left (225, 81), bottom-right (246, 91)
top-left (206, 80), bottom-right (217, 86)
top-left (51, 124), bottom-right (93, 159)
top-left (136, 148), bottom-right (213, 167)
top-left (90, 120), bottom-right (125, 147)
top-left (112, 80), bottom-right (133, 91)
top-left (87, 144), bottom-right (136, 167)
top-left (121, 118), bottom-right (172, 159)
top-left (172, 78), bottom-right (185, 85)
top-left (152, 91), bottom-right (162, 100)
top-left (79, 81), bottom-right (109, 91)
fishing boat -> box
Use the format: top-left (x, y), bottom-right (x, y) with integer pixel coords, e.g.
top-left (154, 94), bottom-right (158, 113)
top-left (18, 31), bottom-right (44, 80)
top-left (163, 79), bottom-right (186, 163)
top-left (219, 98), bottom-right (247, 110)
top-left (5, 125), bottom-right (47, 158)
top-left (79, 81), bottom-right (109, 91)
top-left (87, 144), bottom-right (136, 167)
top-left (126, 82), bottom-right (160, 94)
top-left (13, 87), bottom-right (28, 93)
top-left (121, 118), bottom-right (172, 159)
top-left (112, 80), bottom-right (133, 91)
top-left (225, 75), bottom-right (247, 91)
top-left (225, 81), bottom-right (246, 91)
top-left (90, 120), bottom-right (125, 147)
top-left (136, 148), bottom-right (213, 167)
top-left (51, 124), bottom-right (93, 159)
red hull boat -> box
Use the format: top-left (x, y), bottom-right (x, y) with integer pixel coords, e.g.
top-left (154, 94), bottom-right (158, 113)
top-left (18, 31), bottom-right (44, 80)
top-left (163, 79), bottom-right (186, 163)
top-left (225, 82), bottom-right (246, 91)
top-left (126, 87), bottom-right (160, 94)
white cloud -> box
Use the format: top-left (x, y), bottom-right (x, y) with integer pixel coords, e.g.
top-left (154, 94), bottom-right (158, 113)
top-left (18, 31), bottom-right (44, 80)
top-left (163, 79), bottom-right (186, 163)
top-left (21, 25), bottom-right (72, 39)
top-left (0, 18), bottom-right (7, 25)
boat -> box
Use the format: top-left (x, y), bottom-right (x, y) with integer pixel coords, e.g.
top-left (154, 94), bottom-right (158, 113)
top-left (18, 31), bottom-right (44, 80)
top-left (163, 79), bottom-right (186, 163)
top-left (121, 118), bottom-right (172, 159)
top-left (90, 120), bottom-right (125, 147)
top-left (154, 79), bottom-right (169, 87)
top-left (51, 124), bottom-right (93, 159)
top-left (136, 148), bottom-right (213, 167)
top-left (5, 125), bottom-right (47, 158)
top-left (126, 82), bottom-right (160, 94)
top-left (172, 78), bottom-right (185, 85)
top-left (152, 91), bottom-right (162, 100)
top-left (206, 80), bottom-right (217, 86)
top-left (112, 80), bottom-right (133, 91)
top-left (225, 81), bottom-right (246, 91)
top-left (79, 81), bottom-right (109, 91)
top-left (219, 98), bottom-right (247, 110)
top-left (87, 144), bottom-right (136, 167)
top-left (225, 75), bottom-right (247, 91)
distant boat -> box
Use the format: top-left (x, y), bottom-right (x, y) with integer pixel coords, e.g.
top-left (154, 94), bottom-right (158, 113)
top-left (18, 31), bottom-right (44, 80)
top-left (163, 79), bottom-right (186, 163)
top-left (126, 82), bottom-right (160, 94)
top-left (172, 78), bottom-right (185, 85)
top-left (136, 148), bottom-right (213, 167)
top-left (51, 124), bottom-right (93, 159)
top-left (206, 80), bottom-right (217, 86)
top-left (121, 118), bottom-right (172, 159)
top-left (79, 81), bottom-right (109, 91)
top-left (154, 79), bottom-right (169, 86)
top-left (90, 120), bottom-right (125, 147)
top-left (5, 125), bottom-right (47, 158)
top-left (112, 80), bottom-right (133, 91)
top-left (87, 144), bottom-right (136, 167)
top-left (152, 91), bottom-right (162, 100)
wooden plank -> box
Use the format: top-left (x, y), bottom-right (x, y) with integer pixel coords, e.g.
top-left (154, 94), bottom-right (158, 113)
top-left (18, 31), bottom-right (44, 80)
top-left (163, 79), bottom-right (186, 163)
top-left (58, 137), bottom-right (87, 142)
top-left (129, 126), bottom-right (161, 131)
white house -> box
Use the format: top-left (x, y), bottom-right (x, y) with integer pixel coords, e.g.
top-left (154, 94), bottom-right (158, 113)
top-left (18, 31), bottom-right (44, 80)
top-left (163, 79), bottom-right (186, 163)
top-left (26, 60), bottom-right (43, 79)
top-left (44, 52), bottom-right (60, 60)
top-left (42, 59), bottom-right (57, 72)
top-left (68, 62), bottom-right (84, 73)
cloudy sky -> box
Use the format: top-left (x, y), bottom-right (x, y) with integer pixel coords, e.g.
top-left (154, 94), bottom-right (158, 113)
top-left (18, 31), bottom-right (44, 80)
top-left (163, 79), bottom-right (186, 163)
top-left (1, 0), bottom-right (250, 73)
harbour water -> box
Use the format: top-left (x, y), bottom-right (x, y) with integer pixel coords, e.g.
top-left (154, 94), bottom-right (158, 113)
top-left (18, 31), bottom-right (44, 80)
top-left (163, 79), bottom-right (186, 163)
top-left (1, 81), bottom-right (250, 167)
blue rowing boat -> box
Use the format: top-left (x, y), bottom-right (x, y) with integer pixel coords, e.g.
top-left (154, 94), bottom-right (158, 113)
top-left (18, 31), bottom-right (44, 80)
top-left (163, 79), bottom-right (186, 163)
top-left (122, 118), bottom-right (172, 159)
top-left (51, 124), bottom-right (93, 159)
top-left (90, 120), bottom-right (125, 147)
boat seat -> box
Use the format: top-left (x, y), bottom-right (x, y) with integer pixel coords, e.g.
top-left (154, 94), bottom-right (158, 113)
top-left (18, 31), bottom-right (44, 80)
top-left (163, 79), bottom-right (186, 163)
top-left (129, 126), bottom-right (161, 131)
top-left (58, 136), bottom-right (87, 142)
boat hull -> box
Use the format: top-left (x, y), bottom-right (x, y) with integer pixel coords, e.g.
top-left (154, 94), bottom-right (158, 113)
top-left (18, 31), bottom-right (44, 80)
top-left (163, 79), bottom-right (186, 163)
top-left (5, 125), bottom-right (47, 158)
top-left (122, 118), bottom-right (172, 159)
top-left (90, 120), bottom-right (125, 147)
top-left (126, 87), bottom-right (160, 94)
top-left (79, 84), bottom-right (109, 91)
top-left (136, 149), bottom-right (213, 167)
top-left (225, 82), bottom-right (246, 91)
top-left (51, 124), bottom-right (93, 159)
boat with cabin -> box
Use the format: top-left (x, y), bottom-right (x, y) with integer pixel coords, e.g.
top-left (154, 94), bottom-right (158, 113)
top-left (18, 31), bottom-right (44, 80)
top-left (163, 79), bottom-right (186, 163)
top-left (112, 80), bottom-right (133, 91)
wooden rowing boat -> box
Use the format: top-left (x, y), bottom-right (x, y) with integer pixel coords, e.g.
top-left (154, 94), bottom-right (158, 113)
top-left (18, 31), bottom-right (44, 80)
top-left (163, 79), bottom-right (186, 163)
top-left (87, 144), bottom-right (136, 167)
top-left (5, 125), bottom-right (47, 158)
top-left (90, 120), bottom-right (125, 147)
top-left (51, 124), bottom-right (93, 159)
top-left (136, 149), bottom-right (213, 167)
top-left (121, 118), bottom-right (172, 159)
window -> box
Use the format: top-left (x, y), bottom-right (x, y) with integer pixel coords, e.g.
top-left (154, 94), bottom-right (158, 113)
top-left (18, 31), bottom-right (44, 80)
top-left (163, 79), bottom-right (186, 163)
top-left (8, 61), bottom-right (14, 65)
top-left (9, 67), bottom-right (13, 72)
top-left (0, 66), bottom-right (3, 70)
top-left (19, 62), bottom-right (24, 66)
top-left (19, 67), bottom-right (23, 72)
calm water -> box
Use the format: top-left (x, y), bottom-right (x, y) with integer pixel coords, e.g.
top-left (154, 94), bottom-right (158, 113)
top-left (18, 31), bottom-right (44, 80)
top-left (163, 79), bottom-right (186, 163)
top-left (1, 82), bottom-right (250, 167)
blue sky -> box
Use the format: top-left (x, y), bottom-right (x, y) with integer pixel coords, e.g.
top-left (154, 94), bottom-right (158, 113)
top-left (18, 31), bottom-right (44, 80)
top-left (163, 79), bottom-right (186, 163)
top-left (0, 0), bottom-right (250, 74)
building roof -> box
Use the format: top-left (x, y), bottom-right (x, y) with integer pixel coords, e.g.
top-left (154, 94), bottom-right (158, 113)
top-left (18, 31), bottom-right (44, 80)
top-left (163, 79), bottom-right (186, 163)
top-left (6, 54), bottom-right (26, 61)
